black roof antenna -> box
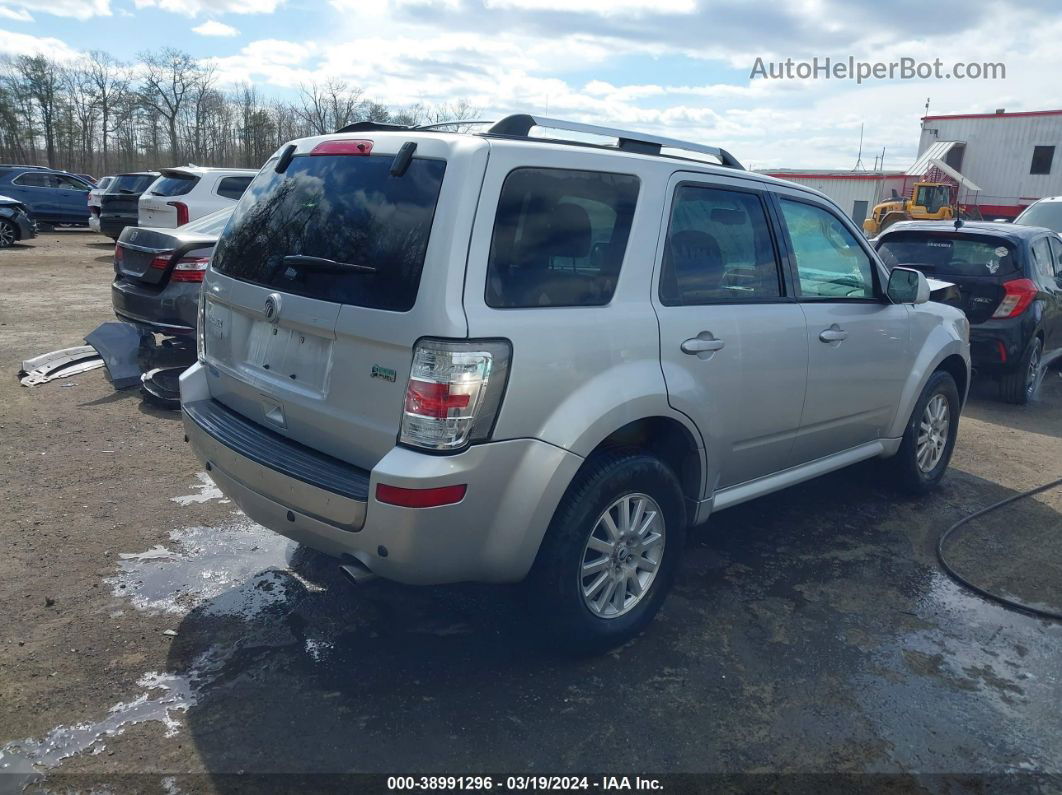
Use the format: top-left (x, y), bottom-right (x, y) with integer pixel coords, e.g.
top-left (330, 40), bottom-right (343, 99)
top-left (954, 217), bottom-right (964, 229)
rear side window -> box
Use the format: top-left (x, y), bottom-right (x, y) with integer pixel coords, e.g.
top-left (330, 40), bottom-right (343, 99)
top-left (212, 153), bottom-right (446, 311)
top-left (486, 168), bottom-right (639, 308)
top-left (876, 232), bottom-right (1020, 277)
top-left (12, 172), bottom-right (51, 187)
top-left (217, 176), bottom-right (252, 200)
top-left (660, 185), bottom-right (781, 305)
top-left (150, 174), bottom-right (199, 197)
top-left (779, 199), bottom-right (877, 300)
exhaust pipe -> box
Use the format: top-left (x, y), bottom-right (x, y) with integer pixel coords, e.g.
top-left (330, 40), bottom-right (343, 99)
top-left (340, 558), bottom-right (377, 584)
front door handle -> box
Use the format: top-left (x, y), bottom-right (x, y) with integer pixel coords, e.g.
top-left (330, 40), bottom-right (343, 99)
top-left (681, 334), bottom-right (725, 355)
top-left (818, 324), bottom-right (849, 343)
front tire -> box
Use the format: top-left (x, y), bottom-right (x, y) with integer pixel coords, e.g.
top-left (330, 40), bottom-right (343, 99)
top-left (999, 336), bottom-right (1043, 405)
top-left (891, 370), bottom-right (960, 495)
top-left (527, 452), bottom-right (687, 654)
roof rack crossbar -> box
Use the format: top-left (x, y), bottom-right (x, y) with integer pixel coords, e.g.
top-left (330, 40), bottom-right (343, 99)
top-left (486, 114), bottom-right (744, 170)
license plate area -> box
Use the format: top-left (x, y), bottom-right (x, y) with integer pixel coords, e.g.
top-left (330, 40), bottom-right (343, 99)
top-left (245, 319), bottom-right (333, 393)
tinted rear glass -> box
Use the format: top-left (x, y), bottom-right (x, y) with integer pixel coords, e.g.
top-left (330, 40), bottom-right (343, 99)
top-left (485, 168), bottom-right (640, 308)
top-left (876, 232), bottom-right (1020, 277)
top-left (110, 174), bottom-right (156, 194)
top-left (217, 176), bottom-right (252, 200)
top-left (150, 174), bottom-right (199, 197)
top-left (1014, 202), bottom-right (1062, 232)
top-left (212, 153), bottom-right (446, 311)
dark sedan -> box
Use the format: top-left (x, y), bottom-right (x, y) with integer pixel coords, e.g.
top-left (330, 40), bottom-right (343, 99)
top-left (112, 207), bottom-right (231, 337)
top-left (0, 193), bottom-right (36, 247)
top-left (875, 220), bottom-right (1062, 404)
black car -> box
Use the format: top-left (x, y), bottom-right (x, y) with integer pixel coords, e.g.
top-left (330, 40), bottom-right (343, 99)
top-left (0, 193), bottom-right (36, 247)
top-left (112, 206), bottom-right (231, 336)
top-left (99, 171), bottom-right (159, 240)
top-left (875, 221), bottom-right (1062, 403)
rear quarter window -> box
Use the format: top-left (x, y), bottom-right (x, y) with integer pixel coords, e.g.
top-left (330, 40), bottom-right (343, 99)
top-left (217, 176), bottom-right (252, 201)
top-left (485, 168), bottom-right (640, 308)
top-left (150, 174), bottom-right (199, 197)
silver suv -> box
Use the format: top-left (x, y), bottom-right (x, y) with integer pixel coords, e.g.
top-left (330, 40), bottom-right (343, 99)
top-left (180, 115), bottom-right (970, 652)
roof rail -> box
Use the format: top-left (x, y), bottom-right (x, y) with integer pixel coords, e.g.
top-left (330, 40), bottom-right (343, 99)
top-left (415, 120), bottom-right (495, 131)
top-left (486, 114), bottom-right (744, 170)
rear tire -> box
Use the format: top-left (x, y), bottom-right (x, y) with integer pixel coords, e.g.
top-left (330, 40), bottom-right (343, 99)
top-left (891, 370), bottom-right (960, 495)
top-left (527, 452), bottom-right (687, 655)
top-left (999, 337), bottom-right (1043, 405)
top-left (0, 219), bottom-right (16, 248)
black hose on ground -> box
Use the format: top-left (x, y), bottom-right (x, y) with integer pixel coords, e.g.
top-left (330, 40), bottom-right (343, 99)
top-left (937, 476), bottom-right (1062, 622)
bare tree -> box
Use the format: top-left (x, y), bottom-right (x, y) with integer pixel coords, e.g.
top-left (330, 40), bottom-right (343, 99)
top-left (86, 50), bottom-right (130, 175)
top-left (14, 55), bottom-right (62, 167)
top-left (138, 48), bottom-right (201, 163)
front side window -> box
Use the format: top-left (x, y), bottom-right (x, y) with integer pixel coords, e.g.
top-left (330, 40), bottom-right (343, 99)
top-left (55, 174), bottom-right (88, 191)
top-left (217, 176), bottom-right (252, 201)
top-left (1049, 237), bottom-right (1062, 277)
top-left (485, 168), bottom-right (639, 308)
top-left (779, 199), bottom-right (877, 300)
top-left (660, 185), bottom-right (781, 305)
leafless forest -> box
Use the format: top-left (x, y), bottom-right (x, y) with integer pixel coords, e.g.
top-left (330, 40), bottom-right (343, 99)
top-left (0, 48), bottom-right (477, 177)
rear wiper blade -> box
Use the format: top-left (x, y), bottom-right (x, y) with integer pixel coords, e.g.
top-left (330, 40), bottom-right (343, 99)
top-left (283, 254), bottom-right (376, 273)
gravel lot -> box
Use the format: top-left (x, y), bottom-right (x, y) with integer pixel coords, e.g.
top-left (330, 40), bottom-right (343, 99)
top-left (1, 230), bottom-right (1061, 791)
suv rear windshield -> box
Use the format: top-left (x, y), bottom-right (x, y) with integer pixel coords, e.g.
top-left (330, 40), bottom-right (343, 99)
top-left (876, 232), bottom-right (1020, 277)
top-left (110, 174), bottom-right (157, 194)
top-left (149, 173), bottom-right (199, 197)
top-left (211, 153), bottom-right (446, 311)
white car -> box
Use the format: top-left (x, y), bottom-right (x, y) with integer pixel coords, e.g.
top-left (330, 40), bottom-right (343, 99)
top-left (87, 175), bottom-right (115, 233)
top-left (138, 166), bottom-right (257, 229)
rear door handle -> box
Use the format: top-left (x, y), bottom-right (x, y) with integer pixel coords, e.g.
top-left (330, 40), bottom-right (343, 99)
top-left (818, 325), bottom-right (849, 343)
top-left (681, 335), bottom-right (725, 355)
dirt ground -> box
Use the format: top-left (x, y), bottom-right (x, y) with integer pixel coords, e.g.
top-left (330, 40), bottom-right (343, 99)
top-left (1, 230), bottom-right (1061, 792)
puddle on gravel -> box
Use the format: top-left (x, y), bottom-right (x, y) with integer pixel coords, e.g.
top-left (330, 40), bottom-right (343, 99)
top-left (170, 471), bottom-right (229, 506)
top-left (0, 650), bottom-right (223, 792)
top-left (106, 515), bottom-right (303, 619)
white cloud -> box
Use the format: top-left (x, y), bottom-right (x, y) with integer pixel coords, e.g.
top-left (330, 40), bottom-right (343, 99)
top-left (0, 0), bottom-right (109, 19)
top-left (483, 0), bottom-right (694, 14)
top-left (0, 5), bottom-right (32, 21)
top-left (193, 19), bottom-right (240, 36)
top-left (0, 29), bottom-right (82, 59)
top-left (134, 0), bottom-right (280, 16)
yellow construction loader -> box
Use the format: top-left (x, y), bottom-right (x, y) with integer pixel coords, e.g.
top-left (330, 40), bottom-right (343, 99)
top-left (862, 182), bottom-right (956, 237)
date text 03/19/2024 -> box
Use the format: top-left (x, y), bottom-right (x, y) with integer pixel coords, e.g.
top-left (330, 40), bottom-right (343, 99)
top-left (387, 776), bottom-right (664, 791)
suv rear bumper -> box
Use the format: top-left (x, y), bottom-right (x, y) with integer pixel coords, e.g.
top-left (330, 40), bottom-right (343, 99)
top-left (180, 362), bottom-right (583, 584)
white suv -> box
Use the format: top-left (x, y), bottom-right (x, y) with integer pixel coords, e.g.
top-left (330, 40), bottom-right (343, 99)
top-left (181, 116), bottom-right (970, 652)
top-left (139, 166), bottom-right (257, 228)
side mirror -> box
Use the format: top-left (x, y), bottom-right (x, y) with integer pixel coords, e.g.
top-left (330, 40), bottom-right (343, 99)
top-left (887, 267), bottom-right (930, 305)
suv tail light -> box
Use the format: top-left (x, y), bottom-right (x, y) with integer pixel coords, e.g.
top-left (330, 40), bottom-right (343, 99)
top-left (171, 256), bottom-right (210, 282)
top-left (991, 278), bottom-right (1038, 318)
top-left (167, 201), bottom-right (189, 226)
top-left (399, 339), bottom-right (511, 451)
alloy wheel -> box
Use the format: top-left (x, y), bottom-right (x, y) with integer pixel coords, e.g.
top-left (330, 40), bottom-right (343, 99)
top-left (916, 393), bottom-right (950, 473)
top-left (579, 493), bottom-right (665, 619)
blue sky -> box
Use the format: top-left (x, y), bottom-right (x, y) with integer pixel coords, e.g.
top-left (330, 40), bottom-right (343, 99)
top-left (1, 0), bottom-right (1059, 168)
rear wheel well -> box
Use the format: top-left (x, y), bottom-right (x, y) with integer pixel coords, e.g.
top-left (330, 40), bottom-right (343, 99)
top-left (935, 354), bottom-right (968, 405)
top-left (585, 417), bottom-right (702, 504)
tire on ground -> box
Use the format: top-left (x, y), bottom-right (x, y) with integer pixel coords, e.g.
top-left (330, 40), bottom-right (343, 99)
top-left (891, 370), bottom-right (960, 495)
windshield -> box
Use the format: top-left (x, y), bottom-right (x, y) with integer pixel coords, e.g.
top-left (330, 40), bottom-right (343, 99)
top-left (181, 207), bottom-right (233, 235)
top-left (211, 153), bottom-right (446, 311)
top-left (877, 232), bottom-right (1020, 277)
top-left (1014, 201), bottom-right (1062, 232)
